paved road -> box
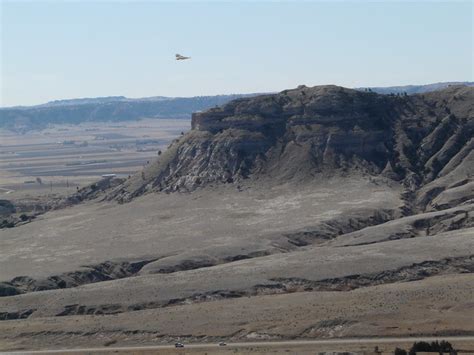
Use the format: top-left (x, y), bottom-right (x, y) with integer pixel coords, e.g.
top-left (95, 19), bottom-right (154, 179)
top-left (3, 336), bottom-right (474, 354)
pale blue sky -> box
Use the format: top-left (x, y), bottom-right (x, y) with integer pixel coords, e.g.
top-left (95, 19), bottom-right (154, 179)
top-left (1, 0), bottom-right (472, 107)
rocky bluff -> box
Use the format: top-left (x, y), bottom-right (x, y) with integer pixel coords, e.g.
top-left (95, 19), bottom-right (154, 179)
top-left (109, 85), bottom-right (473, 206)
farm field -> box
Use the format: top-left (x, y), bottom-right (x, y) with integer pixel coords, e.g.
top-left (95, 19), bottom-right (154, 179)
top-left (0, 119), bottom-right (189, 200)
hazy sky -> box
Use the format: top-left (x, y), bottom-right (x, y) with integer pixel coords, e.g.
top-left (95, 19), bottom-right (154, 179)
top-left (1, 0), bottom-right (473, 107)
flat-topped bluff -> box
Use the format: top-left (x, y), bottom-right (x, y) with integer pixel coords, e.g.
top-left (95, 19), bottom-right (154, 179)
top-left (108, 85), bottom-right (474, 205)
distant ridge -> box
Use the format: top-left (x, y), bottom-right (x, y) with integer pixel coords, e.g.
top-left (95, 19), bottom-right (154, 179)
top-left (0, 94), bottom-right (260, 132)
top-left (357, 81), bottom-right (474, 95)
top-left (1, 94), bottom-right (259, 110)
top-left (41, 96), bottom-right (129, 107)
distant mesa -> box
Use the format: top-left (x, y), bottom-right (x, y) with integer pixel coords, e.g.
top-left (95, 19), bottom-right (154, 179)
top-left (0, 94), bottom-right (260, 132)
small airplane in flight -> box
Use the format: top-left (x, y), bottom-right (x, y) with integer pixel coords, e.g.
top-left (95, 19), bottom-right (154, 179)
top-left (175, 54), bottom-right (191, 60)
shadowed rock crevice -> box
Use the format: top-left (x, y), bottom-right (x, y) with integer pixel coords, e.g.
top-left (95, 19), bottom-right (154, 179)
top-left (144, 250), bottom-right (274, 274)
top-left (0, 309), bottom-right (35, 321)
top-left (259, 255), bottom-right (474, 293)
top-left (0, 258), bottom-right (161, 297)
top-left (283, 209), bottom-right (396, 247)
top-left (330, 205), bottom-right (474, 247)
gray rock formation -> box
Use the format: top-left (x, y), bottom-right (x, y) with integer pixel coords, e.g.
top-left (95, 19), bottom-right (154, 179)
top-left (108, 85), bottom-right (473, 212)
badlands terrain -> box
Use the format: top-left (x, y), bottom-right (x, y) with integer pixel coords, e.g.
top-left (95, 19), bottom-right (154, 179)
top-left (0, 84), bottom-right (473, 351)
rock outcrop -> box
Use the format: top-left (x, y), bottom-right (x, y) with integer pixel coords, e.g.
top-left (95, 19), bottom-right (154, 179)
top-left (108, 85), bottom-right (474, 210)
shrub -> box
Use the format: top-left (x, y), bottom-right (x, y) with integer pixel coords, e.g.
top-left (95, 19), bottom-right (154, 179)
top-left (0, 219), bottom-right (15, 228)
top-left (408, 340), bottom-right (454, 354)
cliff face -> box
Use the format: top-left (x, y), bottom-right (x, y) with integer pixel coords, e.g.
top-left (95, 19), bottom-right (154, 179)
top-left (108, 85), bottom-right (474, 210)
top-left (190, 86), bottom-right (396, 174)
